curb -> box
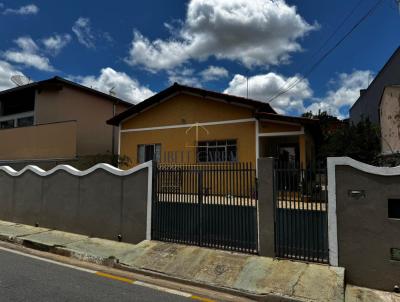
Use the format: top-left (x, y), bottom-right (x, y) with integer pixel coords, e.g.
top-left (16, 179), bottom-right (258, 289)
top-left (0, 234), bottom-right (308, 302)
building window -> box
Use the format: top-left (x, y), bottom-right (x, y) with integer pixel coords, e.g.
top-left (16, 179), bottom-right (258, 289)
top-left (0, 112), bottom-right (34, 129)
top-left (197, 139), bottom-right (237, 162)
top-left (388, 199), bottom-right (400, 219)
top-left (0, 119), bottom-right (15, 129)
top-left (17, 116), bottom-right (34, 127)
top-left (138, 144), bottom-right (161, 163)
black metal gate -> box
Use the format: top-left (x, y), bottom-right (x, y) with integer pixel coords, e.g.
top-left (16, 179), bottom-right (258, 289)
top-left (151, 162), bottom-right (258, 254)
top-left (273, 161), bottom-right (328, 263)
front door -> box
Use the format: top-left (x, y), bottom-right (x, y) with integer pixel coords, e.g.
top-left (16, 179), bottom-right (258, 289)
top-left (277, 143), bottom-right (299, 166)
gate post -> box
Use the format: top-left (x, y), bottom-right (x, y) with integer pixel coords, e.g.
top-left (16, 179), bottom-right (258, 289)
top-left (257, 157), bottom-right (275, 257)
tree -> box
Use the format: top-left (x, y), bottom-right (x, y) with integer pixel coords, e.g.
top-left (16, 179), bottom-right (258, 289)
top-left (302, 111), bottom-right (381, 164)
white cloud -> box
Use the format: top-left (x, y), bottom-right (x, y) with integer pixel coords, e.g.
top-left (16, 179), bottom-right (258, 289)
top-left (200, 66), bottom-right (228, 81)
top-left (14, 36), bottom-right (38, 53)
top-left (74, 67), bottom-right (154, 103)
top-left (126, 0), bottom-right (316, 71)
top-left (42, 34), bottom-right (72, 55)
top-left (0, 60), bottom-right (25, 91)
top-left (72, 17), bottom-right (95, 48)
top-left (224, 73), bottom-right (312, 114)
top-left (167, 68), bottom-right (201, 87)
top-left (3, 4), bottom-right (38, 15)
top-left (306, 70), bottom-right (372, 119)
top-left (2, 36), bottom-right (54, 71)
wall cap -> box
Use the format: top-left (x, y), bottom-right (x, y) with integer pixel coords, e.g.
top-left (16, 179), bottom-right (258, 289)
top-left (327, 156), bottom-right (400, 176)
top-left (0, 161), bottom-right (153, 177)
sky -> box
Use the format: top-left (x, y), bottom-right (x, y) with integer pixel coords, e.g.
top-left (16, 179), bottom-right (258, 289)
top-left (0, 0), bottom-right (399, 119)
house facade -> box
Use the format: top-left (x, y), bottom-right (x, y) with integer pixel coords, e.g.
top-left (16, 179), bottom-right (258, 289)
top-left (0, 76), bottom-right (131, 168)
top-left (380, 85), bottom-right (400, 154)
top-left (108, 83), bottom-right (318, 169)
top-left (350, 47), bottom-right (400, 124)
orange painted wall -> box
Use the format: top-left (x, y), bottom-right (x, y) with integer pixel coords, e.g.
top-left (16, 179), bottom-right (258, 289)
top-left (259, 121), bottom-right (301, 133)
top-left (120, 121), bottom-right (256, 168)
top-left (121, 93), bottom-right (254, 130)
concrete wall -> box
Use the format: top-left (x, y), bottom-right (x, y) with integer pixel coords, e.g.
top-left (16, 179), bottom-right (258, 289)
top-left (350, 47), bottom-right (400, 124)
top-left (328, 157), bottom-right (400, 291)
top-left (0, 121), bottom-right (77, 161)
top-left (0, 162), bottom-right (152, 244)
top-left (257, 158), bottom-right (275, 257)
top-left (380, 86), bottom-right (400, 154)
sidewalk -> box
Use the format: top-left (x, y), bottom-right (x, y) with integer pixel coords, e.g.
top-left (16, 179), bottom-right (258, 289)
top-left (0, 220), bottom-right (346, 301)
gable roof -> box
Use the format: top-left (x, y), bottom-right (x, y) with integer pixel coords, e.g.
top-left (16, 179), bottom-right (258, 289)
top-left (0, 76), bottom-right (133, 107)
top-left (255, 112), bottom-right (319, 125)
top-left (107, 83), bottom-right (277, 125)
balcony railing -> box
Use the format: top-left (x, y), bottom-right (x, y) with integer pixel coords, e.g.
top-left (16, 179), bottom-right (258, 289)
top-left (0, 120), bottom-right (77, 161)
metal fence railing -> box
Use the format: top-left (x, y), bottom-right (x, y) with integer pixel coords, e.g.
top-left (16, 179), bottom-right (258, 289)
top-left (151, 162), bottom-right (258, 254)
top-left (273, 161), bottom-right (328, 263)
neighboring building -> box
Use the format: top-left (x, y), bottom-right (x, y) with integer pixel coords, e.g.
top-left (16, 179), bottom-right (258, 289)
top-left (107, 83), bottom-right (318, 169)
top-left (350, 47), bottom-right (400, 124)
top-left (0, 76), bottom-right (131, 168)
top-left (380, 85), bottom-right (400, 154)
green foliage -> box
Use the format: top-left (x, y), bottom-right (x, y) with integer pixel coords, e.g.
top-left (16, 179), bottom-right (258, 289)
top-left (302, 111), bottom-right (381, 164)
top-left (319, 117), bottom-right (380, 164)
top-left (71, 153), bottom-right (132, 170)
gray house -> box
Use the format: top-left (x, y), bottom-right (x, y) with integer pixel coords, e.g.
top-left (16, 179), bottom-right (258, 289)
top-left (350, 47), bottom-right (400, 124)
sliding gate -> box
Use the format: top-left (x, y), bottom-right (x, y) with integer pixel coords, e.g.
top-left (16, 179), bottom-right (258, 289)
top-left (151, 162), bottom-right (258, 254)
top-left (273, 162), bottom-right (328, 263)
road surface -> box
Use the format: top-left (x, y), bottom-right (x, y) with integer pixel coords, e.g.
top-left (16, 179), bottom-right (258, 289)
top-left (0, 248), bottom-right (192, 302)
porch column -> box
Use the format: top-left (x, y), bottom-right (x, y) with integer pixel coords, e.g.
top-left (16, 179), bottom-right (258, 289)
top-left (299, 134), bottom-right (306, 168)
top-left (257, 157), bottom-right (275, 257)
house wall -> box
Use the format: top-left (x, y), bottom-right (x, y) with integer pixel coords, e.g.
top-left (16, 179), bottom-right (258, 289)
top-left (121, 122), bottom-right (256, 167)
top-left (380, 86), bottom-right (400, 154)
top-left (0, 163), bottom-right (151, 244)
top-left (0, 121), bottom-right (77, 161)
top-left (120, 93), bottom-right (256, 167)
top-left (119, 93), bottom-right (313, 168)
top-left (121, 93), bottom-right (254, 130)
top-left (329, 158), bottom-right (400, 290)
top-left (35, 86), bottom-right (128, 156)
top-left (258, 121), bottom-right (301, 133)
top-left (350, 47), bottom-right (400, 124)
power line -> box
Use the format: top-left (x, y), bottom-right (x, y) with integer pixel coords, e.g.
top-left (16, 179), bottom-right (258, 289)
top-left (267, 0), bottom-right (385, 104)
top-left (271, 0), bottom-right (364, 96)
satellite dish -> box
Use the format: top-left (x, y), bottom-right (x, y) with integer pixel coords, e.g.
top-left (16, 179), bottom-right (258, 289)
top-left (10, 75), bottom-right (32, 87)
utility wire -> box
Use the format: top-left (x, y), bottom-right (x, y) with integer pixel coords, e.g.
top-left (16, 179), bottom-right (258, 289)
top-left (271, 0), bottom-right (364, 96)
top-left (267, 0), bottom-right (384, 104)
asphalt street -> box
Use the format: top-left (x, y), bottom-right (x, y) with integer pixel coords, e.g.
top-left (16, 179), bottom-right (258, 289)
top-left (0, 248), bottom-right (192, 302)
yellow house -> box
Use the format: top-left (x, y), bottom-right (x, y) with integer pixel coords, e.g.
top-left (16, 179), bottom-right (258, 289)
top-left (107, 83), bottom-right (318, 170)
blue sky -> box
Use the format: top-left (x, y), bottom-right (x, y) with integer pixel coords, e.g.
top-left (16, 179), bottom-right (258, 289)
top-left (0, 0), bottom-right (399, 118)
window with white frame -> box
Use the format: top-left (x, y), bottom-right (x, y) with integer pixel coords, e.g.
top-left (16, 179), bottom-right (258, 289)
top-left (0, 112), bottom-right (34, 129)
top-left (137, 144), bottom-right (161, 163)
top-left (197, 139), bottom-right (237, 162)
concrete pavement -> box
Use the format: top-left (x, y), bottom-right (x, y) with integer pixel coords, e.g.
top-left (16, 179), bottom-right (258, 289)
top-left (0, 219), bottom-right (345, 301)
top-left (345, 285), bottom-right (400, 302)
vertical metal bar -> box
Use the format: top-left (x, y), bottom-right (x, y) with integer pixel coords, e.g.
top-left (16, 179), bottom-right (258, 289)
top-left (219, 163), bottom-right (222, 249)
top-left (225, 163), bottom-right (231, 250)
top-left (191, 164), bottom-right (195, 245)
top-left (234, 161), bottom-right (238, 252)
top-left (244, 162), bottom-right (249, 253)
top-left (198, 168), bottom-right (203, 246)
